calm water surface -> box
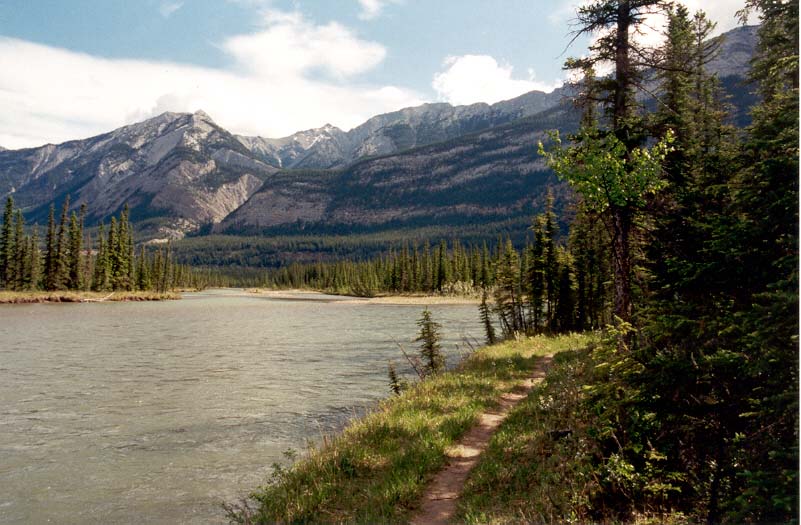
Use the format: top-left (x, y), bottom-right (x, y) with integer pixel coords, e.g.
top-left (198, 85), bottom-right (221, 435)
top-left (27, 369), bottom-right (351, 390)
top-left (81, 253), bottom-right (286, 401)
top-left (0, 289), bottom-right (482, 524)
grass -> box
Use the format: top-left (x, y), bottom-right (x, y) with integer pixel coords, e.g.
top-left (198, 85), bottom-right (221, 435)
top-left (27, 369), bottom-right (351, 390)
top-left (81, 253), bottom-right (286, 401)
top-left (0, 290), bottom-right (181, 303)
top-left (457, 340), bottom-right (693, 525)
top-left (227, 333), bottom-right (591, 524)
top-left (457, 345), bottom-right (600, 524)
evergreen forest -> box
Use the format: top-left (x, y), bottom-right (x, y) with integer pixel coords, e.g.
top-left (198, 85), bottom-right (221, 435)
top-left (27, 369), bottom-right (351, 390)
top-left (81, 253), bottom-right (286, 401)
top-left (531, 1), bottom-right (797, 521)
top-left (0, 197), bottom-right (204, 293)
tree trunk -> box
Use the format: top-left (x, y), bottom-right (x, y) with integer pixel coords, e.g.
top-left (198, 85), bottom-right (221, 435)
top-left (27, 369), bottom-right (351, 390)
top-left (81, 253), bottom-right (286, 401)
top-left (611, 205), bottom-right (632, 325)
top-left (614, 1), bottom-right (632, 136)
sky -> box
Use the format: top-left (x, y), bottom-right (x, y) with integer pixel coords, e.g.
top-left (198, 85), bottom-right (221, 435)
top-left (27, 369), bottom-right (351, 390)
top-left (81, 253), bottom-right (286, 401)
top-left (0, 0), bottom-right (749, 149)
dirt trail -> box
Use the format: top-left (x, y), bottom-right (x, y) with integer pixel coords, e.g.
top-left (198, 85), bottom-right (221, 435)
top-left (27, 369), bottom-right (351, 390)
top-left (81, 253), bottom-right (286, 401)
top-left (409, 354), bottom-right (553, 525)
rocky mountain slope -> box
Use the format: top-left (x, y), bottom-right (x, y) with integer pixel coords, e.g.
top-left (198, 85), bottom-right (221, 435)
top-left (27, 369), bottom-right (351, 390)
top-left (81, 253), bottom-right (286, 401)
top-left (0, 111), bottom-right (275, 238)
top-left (219, 104), bottom-right (578, 236)
top-left (0, 25), bottom-right (757, 242)
top-left (234, 89), bottom-right (565, 171)
top-left (233, 25), bottom-right (757, 172)
top-left (217, 25), bottom-right (759, 237)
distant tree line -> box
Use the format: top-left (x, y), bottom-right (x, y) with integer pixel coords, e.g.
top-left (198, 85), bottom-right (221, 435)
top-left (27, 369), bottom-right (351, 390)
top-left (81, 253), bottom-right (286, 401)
top-left (0, 197), bottom-right (204, 293)
top-left (250, 190), bottom-right (609, 340)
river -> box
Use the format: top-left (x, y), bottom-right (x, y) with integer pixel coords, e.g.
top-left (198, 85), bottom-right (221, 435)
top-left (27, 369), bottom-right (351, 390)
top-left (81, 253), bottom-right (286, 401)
top-left (0, 289), bottom-right (482, 524)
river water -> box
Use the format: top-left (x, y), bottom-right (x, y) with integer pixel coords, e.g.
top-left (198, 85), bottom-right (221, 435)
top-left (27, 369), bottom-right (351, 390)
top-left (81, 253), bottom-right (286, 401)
top-left (0, 289), bottom-right (482, 524)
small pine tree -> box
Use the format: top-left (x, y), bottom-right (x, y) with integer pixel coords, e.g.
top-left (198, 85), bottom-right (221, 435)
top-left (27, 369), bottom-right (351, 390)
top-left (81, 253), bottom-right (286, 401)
top-left (387, 361), bottom-right (405, 395)
top-left (479, 289), bottom-right (497, 345)
top-left (416, 308), bottom-right (444, 377)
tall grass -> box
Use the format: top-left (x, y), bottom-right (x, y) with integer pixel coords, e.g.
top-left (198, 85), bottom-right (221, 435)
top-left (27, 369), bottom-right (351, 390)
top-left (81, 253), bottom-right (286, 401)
top-left (227, 334), bottom-right (591, 524)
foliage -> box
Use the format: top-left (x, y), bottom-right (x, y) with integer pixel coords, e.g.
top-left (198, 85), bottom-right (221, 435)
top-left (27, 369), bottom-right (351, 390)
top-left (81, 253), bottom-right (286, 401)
top-left (517, 1), bottom-right (800, 522)
top-left (538, 130), bottom-right (672, 213)
top-left (415, 308), bottom-right (444, 377)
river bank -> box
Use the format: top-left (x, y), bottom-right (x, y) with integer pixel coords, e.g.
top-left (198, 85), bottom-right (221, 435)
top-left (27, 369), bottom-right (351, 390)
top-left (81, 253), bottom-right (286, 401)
top-left (0, 290), bottom-right (181, 303)
top-left (245, 288), bottom-right (482, 305)
top-left (227, 333), bottom-right (591, 524)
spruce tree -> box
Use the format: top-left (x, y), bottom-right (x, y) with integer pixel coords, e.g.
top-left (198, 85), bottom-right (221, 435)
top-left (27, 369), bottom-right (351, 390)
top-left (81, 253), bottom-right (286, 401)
top-left (479, 289), bottom-right (496, 345)
top-left (10, 210), bottom-right (24, 290)
top-left (54, 197), bottom-right (70, 290)
top-left (92, 223), bottom-right (110, 291)
top-left (493, 239), bottom-right (524, 337)
top-left (415, 308), bottom-right (444, 377)
top-left (28, 226), bottom-right (40, 290)
top-left (721, 2), bottom-right (798, 519)
top-left (43, 205), bottom-right (57, 290)
top-left (542, 191), bottom-right (559, 330)
top-left (540, 0), bottom-right (671, 331)
top-left (0, 196), bottom-right (13, 287)
top-left (67, 212), bottom-right (82, 290)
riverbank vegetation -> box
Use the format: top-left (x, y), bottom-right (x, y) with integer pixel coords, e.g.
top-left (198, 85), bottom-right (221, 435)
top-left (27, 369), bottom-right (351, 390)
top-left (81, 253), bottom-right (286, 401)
top-left (226, 334), bottom-right (591, 524)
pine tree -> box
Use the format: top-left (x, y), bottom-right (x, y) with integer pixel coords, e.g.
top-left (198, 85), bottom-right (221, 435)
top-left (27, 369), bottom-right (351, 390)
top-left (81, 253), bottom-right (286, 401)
top-left (540, 0), bottom-right (671, 332)
top-left (54, 197), bottom-right (70, 290)
top-left (542, 191), bottom-right (559, 330)
top-left (387, 362), bottom-right (404, 395)
top-left (493, 239), bottom-right (524, 337)
top-left (435, 240), bottom-right (449, 292)
top-left (67, 212), bottom-right (83, 290)
top-left (0, 196), bottom-right (13, 287)
top-left (554, 251), bottom-right (575, 332)
top-left (415, 308), bottom-right (444, 377)
top-left (92, 223), bottom-right (110, 291)
top-left (136, 246), bottom-right (151, 291)
top-left (28, 226), bottom-right (40, 290)
top-left (43, 205), bottom-right (57, 290)
top-left (10, 210), bottom-right (24, 290)
top-left (719, 2), bottom-right (798, 520)
top-left (526, 217), bottom-right (546, 332)
top-left (479, 289), bottom-right (497, 345)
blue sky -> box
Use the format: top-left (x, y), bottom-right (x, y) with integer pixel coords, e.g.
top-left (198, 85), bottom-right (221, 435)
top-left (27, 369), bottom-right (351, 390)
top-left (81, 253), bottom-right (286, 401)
top-left (0, 0), bottom-right (746, 148)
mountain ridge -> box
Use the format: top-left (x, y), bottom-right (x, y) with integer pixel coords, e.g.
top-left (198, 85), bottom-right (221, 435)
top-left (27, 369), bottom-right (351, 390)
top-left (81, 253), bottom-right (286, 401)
top-left (0, 25), bottom-right (758, 242)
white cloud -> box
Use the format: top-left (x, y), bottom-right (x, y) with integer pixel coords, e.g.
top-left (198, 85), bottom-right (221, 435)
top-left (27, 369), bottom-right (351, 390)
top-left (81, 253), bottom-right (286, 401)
top-left (432, 55), bottom-right (560, 106)
top-left (225, 10), bottom-right (386, 79)
top-left (0, 11), bottom-right (423, 149)
top-left (159, 1), bottom-right (184, 18)
top-left (356, 0), bottom-right (399, 21)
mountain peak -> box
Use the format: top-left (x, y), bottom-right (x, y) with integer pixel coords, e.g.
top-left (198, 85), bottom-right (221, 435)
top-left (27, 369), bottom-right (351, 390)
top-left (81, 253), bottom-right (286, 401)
top-left (192, 109), bottom-right (213, 121)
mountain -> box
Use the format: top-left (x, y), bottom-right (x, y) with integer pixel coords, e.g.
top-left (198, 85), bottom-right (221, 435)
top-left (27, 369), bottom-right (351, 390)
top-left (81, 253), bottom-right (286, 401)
top-left (0, 25), bottom-right (758, 242)
top-left (0, 111), bottom-right (275, 238)
top-left (233, 25), bottom-right (758, 173)
top-left (219, 104), bottom-right (578, 237)
top-left (218, 26), bottom-right (759, 238)
top-left (708, 25), bottom-right (758, 78)
top-left (234, 89), bottom-right (565, 171)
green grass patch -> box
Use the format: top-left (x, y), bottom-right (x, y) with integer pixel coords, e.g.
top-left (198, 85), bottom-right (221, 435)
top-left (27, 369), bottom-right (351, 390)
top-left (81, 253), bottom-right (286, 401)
top-left (227, 333), bottom-right (591, 524)
top-left (457, 337), bottom-right (691, 525)
top-left (457, 345), bottom-right (599, 524)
